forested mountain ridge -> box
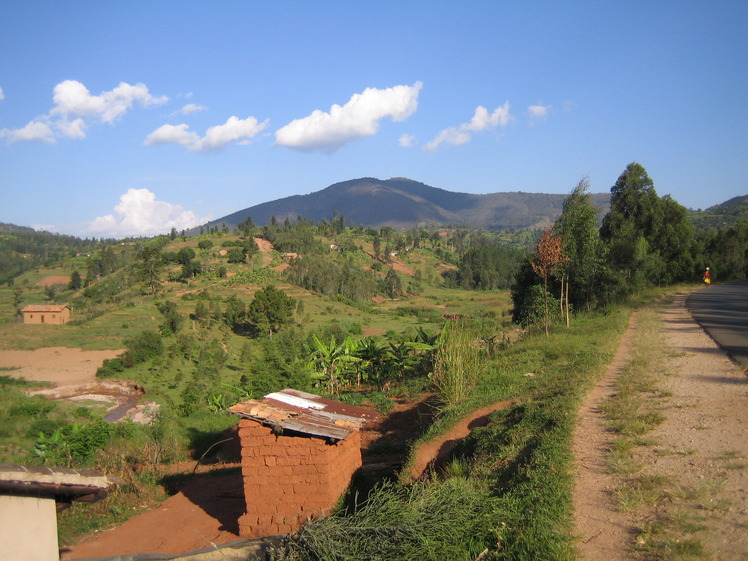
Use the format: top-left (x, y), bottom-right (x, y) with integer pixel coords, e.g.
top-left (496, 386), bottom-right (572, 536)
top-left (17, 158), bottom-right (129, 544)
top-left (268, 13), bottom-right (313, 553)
top-left (205, 177), bottom-right (613, 232)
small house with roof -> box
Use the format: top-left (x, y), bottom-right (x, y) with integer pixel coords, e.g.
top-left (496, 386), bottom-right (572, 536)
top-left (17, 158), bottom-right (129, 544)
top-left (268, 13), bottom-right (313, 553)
top-left (22, 305), bottom-right (71, 325)
top-left (229, 389), bottom-right (380, 538)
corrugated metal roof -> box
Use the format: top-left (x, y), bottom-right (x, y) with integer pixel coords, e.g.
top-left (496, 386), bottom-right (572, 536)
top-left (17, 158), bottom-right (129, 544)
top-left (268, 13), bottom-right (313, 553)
top-left (0, 462), bottom-right (123, 504)
top-left (229, 388), bottom-right (380, 441)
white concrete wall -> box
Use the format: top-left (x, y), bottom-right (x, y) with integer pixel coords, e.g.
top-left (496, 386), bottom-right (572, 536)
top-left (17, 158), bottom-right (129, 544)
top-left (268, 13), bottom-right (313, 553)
top-left (0, 494), bottom-right (59, 561)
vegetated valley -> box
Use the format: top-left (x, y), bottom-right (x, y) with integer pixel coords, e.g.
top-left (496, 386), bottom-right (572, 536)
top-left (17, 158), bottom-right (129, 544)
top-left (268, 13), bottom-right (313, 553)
top-left (1, 165), bottom-right (747, 560)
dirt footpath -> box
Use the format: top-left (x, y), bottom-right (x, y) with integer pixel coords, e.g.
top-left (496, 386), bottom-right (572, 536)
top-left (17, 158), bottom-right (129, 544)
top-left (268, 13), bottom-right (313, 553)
top-left (574, 294), bottom-right (748, 560)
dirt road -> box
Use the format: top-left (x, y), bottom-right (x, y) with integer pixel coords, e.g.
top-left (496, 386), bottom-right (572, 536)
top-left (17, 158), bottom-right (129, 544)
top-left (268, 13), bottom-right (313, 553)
top-left (573, 293), bottom-right (748, 559)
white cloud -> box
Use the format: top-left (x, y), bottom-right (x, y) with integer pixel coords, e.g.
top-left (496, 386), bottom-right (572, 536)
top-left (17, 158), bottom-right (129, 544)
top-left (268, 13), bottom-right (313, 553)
top-left (528, 104), bottom-right (551, 121)
top-left (0, 87), bottom-right (4, 101)
top-left (399, 133), bottom-right (416, 148)
top-left (275, 81), bottom-right (423, 153)
top-left (177, 103), bottom-right (206, 115)
top-left (425, 102), bottom-right (511, 151)
top-left (144, 115), bottom-right (268, 152)
top-left (1, 80), bottom-right (167, 144)
top-left (84, 188), bottom-right (208, 237)
top-left (0, 120), bottom-right (55, 143)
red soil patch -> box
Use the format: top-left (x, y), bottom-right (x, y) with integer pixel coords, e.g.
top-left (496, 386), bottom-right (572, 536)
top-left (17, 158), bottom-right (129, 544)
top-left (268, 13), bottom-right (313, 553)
top-left (60, 467), bottom-right (246, 559)
top-left (35, 275), bottom-right (71, 287)
top-left (362, 327), bottom-right (386, 336)
top-left (404, 400), bottom-right (515, 482)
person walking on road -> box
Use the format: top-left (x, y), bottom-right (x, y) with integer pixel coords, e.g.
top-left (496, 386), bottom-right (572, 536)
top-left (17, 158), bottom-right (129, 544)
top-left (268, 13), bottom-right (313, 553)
top-left (703, 267), bottom-right (711, 286)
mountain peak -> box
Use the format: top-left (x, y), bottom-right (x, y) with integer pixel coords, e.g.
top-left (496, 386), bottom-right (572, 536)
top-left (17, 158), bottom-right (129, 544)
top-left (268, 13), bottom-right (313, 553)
top-left (207, 178), bottom-right (611, 231)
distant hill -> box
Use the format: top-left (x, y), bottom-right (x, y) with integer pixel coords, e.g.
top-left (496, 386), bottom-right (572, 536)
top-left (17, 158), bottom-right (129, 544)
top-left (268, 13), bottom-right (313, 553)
top-left (688, 195), bottom-right (748, 231)
top-left (203, 177), bottom-right (613, 232)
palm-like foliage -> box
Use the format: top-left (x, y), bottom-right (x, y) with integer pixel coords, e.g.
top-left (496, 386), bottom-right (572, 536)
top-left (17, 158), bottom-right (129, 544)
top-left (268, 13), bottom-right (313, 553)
top-left (308, 335), bottom-right (361, 394)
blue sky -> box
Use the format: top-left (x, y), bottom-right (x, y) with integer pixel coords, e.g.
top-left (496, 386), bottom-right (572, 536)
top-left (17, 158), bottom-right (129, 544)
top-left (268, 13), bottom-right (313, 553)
top-left (1, 1), bottom-right (746, 238)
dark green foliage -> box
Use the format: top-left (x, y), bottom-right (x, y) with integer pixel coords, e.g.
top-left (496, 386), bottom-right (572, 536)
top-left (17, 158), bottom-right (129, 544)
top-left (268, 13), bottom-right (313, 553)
top-left (34, 420), bottom-right (113, 464)
top-left (383, 268), bottom-right (402, 297)
top-left (27, 418), bottom-right (61, 438)
top-left (121, 330), bottom-right (164, 367)
top-left (157, 300), bottom-right (183, 335)
top-left (95, 357), bottom-right (125, 378)
top-left (699, 220), bottom-right (748, 281)
top-left (446, 245), bottom-right (524, 290)
top-left (197, 239), bottom-right (214, 250)
top-left (136, 240), bottom-right (165, 293)
top-left (226, 247), bottom-right (246, 263)
top-left (223, 295), bottom-right (246, 329)
top-left (600, 163), bottom-right (696, 290)
top-left (68, 270), bottom-right (82, 290)
top-left (246, 286), bottom-right (297, 335)
top-left (287, 255), bottom-right (379, 301)
top-left (177, 247), bottom-right (195, 265)
top-left (261, 217), bottom-right (329, 254)
top-left (552, 178), bottom-right (604, 310)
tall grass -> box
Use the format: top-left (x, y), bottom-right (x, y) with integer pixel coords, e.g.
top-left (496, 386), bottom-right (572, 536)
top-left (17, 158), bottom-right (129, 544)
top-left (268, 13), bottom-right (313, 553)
top-left (431, 320), bottom-right (485, 407)
top-left (269, 479), bottom-right (492, 561)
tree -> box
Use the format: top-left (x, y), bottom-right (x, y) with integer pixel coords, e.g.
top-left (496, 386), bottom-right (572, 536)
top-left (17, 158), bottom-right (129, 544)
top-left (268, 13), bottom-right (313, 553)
top-left (246, 286), bottom-right (296, 336)
top-left (157, 300), bottom-right (182, 335)
top-left (553, 177), bottom-right (604, 317)
top-left (227, 247), bottom-right (246, 264)
top-left (600, 163), bottom-right (664, 290)
top-left (383, 268), bottom-right (402, 298)
top-left (177, 247), bottom-right (196, 265)
top-left (198, 240), bottom-right (214, 251)
top-left (530, 230), bottom-right (567, 335)
top-left (137, 242), bottom-right (163, 294)
top-left (237, 216), bottom-right (255, 236)
top-left (68, 270), bottom-right (82, 290)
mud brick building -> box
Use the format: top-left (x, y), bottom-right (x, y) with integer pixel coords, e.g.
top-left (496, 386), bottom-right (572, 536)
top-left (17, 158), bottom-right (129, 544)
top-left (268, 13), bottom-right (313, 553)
top-left (22, 304), bottom-right (71, 325)
top-left (229, 389), bottom-right (380, 538)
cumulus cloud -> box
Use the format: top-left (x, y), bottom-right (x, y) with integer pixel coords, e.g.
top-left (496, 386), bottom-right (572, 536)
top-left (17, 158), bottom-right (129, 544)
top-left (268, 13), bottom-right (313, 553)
top-left (399, 133), bottom-right (416, 148)
top-left (144, 115), bottom-right (268, 152)
top-left (528, 104), bottom-right (551, 121)
top-left (0, 87), bottom-right (4, 101)
top-left (425, 102), bottom-right (511, 151)
top-left (0, 80), bottom-right (167, 144)
top-left (84, 188), bottom-right (208, 238)
top-left (275, 82), bottom-right (423, 153)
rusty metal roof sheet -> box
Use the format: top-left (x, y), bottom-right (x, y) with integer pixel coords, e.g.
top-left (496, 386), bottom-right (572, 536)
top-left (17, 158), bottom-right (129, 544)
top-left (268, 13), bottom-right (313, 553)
top-left (229, 388), bottom-right (380, 441)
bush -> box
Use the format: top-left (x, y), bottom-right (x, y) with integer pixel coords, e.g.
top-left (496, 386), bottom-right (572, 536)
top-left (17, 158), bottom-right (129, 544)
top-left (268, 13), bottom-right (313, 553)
top-left (96, 357), bottom-right (125, 378)
top-left (121, 331), bottom-right (163, 367)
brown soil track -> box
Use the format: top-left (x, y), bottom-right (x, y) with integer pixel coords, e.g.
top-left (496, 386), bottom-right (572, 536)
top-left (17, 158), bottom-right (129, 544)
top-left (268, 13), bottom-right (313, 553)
top-left (404, 399), bottom-right (515, 482)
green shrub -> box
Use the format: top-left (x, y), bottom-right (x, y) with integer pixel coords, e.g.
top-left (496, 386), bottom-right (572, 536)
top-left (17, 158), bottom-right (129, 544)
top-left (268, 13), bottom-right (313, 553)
top-left (96, 357), bottom-right (125, 378)
top-left (121, 330), bottom-right (163, 367)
